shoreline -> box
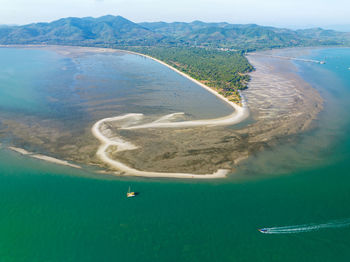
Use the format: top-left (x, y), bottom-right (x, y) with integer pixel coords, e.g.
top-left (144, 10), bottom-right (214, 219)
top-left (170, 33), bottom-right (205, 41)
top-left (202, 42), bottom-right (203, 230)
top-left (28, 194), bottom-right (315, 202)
top-left (89, 49), bottom-right (250, 179)
top-left (118, 49), bottom-right (246, 110)
top-left (3, 45), bottom-right (248, 179)
top-left (1, 45), bottom-right (324, 179)
top-left (91, 47), bottom-right (323, 179)
top-left (1, 44), bottom-right (245, 114)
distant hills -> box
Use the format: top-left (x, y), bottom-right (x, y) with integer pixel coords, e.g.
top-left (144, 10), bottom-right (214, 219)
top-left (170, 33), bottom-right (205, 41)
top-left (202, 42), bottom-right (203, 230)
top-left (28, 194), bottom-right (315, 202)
top-left (141, 21), bottom-right (350, 50)
top-left (1, 15), bottom-right (350, 51)
top-left (0, 15), bottom-right (164, 46)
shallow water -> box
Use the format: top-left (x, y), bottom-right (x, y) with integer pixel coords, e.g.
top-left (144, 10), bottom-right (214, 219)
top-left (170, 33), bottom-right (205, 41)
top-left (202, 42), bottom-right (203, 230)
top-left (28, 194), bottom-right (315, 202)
top-left (1, 47), bottom-right (350, 261)
top-left (0, 46), bottom-right (234, 162)
top-left (237, 48), bottom-right (350, 176)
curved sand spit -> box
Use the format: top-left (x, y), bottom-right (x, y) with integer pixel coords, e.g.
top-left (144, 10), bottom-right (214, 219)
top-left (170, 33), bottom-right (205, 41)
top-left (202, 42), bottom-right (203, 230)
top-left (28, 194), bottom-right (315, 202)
top-left (92, 50), bottom-right (249, 179)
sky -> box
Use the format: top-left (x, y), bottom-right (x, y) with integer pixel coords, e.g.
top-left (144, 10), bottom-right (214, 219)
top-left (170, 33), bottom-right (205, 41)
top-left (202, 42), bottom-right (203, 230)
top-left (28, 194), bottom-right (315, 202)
top-left (1, 0), bottom-right (349, 30)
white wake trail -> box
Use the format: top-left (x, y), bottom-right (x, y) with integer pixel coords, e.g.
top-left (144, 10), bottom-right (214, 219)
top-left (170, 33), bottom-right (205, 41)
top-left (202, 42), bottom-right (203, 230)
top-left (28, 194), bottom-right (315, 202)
top-left (260, 218), bottom-right (350, 234)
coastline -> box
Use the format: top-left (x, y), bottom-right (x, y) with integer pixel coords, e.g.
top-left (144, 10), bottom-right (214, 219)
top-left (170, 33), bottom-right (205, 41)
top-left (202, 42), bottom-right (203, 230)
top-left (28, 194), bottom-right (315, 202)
top-left (2, 45), bottom-right (248, 178)
top-left (119, 49), bottom-right (246, 109)
top-left (111, 51), bottom-right (323, 177)
top-left (1, 45), bottom-right (324, 179)
top-left (89, 47), bottom-right (322, 179)
top-left (89, 49), bottom-right (250, 179)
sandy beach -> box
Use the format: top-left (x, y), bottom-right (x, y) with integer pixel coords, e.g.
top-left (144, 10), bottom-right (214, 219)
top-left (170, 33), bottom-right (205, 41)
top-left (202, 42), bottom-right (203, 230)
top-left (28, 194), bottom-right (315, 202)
top-left (90, 50), bottom-right (250, 178)
top-left (3, 45), bottom-right (247, 178)
top-left (109, 49), bottom-right (323, 177)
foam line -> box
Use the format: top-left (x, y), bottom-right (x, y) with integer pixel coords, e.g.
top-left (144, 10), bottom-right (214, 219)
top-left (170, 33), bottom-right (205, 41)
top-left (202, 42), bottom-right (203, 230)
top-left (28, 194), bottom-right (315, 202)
top-left (260, 218), bottom-right (350, 234)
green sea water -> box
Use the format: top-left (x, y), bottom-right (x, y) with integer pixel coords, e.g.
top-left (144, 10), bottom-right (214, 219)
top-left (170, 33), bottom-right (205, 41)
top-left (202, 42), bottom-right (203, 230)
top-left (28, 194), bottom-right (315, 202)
top-left (1, 47), bottom-right (350, 261)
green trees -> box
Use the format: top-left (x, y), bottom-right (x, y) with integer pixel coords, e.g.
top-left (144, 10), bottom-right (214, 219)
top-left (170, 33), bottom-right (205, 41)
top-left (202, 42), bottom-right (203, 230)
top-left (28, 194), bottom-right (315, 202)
top-left (125, 46), bottom-right (253, 104)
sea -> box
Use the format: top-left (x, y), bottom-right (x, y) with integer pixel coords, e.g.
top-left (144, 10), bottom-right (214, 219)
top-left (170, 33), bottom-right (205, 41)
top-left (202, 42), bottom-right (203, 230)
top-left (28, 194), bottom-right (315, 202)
top-left (0, 47), bottom-right (350, 261)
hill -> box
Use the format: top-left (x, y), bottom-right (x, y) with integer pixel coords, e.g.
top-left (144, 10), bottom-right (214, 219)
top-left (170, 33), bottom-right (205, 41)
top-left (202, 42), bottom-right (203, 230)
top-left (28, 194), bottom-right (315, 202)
top-left (140, 21), bottom-right (350, 50)
top-left (0, 15), bottom-right (164, 46)
top-left (0, 15), bottom-right (350, 50)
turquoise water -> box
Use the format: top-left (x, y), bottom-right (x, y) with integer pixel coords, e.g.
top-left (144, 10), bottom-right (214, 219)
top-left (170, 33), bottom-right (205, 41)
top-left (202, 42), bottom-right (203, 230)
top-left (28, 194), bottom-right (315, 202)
top-left (0, 47), bottom-right (232, 153)
top-left (0, 48), bottom-right (66, 114)
top-left (0, 46), bottom-right (232, 124)
top-left (1, 47), bottom-right (350, 261)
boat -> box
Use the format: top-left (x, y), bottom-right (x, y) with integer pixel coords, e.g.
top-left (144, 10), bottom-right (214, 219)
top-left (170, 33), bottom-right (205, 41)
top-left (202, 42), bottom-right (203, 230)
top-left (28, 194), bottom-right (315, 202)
top-left (127, 186), bottom-right (136, 198)
top-left (258, 228), bottom-right (268, 233)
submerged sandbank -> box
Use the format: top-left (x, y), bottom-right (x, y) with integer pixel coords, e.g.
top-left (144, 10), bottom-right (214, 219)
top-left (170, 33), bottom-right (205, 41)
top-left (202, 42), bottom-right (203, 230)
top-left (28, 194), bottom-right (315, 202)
top-left (87, 47), bottom-right (322, 178)
top-left (1, 46), bottom-right (323, 179)
top-left (91, 50), bottom-right (249, 179)
top-left (8, 146), bottom-right (81, 169)
top-left (92, 113), bottom-right (242, 179)
top-left (102, 50), bottom-right (323, 178)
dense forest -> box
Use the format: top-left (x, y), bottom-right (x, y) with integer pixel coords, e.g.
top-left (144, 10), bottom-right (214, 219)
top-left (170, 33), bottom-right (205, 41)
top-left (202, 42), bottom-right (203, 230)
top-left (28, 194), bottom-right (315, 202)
top-left (141, 21), bottom-right (350, 51)
top-left (125, 47), bottom-right (253, 104)
top-left (1, 15), bottom-right (350, 50)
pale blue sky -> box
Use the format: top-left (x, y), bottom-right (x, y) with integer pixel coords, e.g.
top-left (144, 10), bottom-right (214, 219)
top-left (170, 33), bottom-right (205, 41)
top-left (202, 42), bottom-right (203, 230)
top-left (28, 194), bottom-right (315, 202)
top-left (1, 0), bottom-right (349, 29)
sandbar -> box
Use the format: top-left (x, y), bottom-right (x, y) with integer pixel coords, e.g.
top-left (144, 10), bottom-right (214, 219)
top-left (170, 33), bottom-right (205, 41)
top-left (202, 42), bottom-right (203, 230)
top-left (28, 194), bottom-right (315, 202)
top-left (91, 49), bottom-right (249, 178)
top-left (8, 146), bottom-right (81, 169)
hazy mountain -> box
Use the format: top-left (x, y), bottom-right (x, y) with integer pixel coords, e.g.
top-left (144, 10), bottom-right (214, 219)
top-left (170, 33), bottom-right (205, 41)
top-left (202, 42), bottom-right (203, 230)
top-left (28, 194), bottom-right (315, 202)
top-left (323, 25), bottom-right (350, 32)
top-left (139, 21), bottom-right (230, 37)
top-left (0, 15), bottom-right (349, 50)
top-left (0, 15), bottom-right (164, 46)
top-left (140, 21), bottom-right (350, 49)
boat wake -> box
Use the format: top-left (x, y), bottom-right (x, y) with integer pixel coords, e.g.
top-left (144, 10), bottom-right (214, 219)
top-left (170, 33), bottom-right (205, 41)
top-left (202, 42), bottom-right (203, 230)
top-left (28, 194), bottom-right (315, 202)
top-left (259, 218), bottom-right (350, 234)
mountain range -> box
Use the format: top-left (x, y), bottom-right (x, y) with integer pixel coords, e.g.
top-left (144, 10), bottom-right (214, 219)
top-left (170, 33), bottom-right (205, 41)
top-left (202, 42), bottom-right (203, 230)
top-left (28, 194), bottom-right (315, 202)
top-left (1, 15), bottom-right (350, 50)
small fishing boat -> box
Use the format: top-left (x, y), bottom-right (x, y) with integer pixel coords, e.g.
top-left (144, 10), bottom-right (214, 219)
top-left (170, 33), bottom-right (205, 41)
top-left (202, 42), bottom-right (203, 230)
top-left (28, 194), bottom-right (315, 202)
top-left (127, 186), bottom-right (136, 198)
top-left (258, 228), bottom-right (268, 233)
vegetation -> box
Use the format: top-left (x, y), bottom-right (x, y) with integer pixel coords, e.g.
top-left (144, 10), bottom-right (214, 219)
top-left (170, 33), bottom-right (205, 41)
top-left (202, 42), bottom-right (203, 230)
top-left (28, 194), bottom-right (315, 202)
top-left (125, 46), bottom-right (253, 104)
top-left (1, 15), bottom-right (350, 51)
top-left (1, 15), bottom-right (350, 104)
top-left (0, 16), bottom-right (164, 46)
top-left (140, 21), bottom-right (350, 51)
